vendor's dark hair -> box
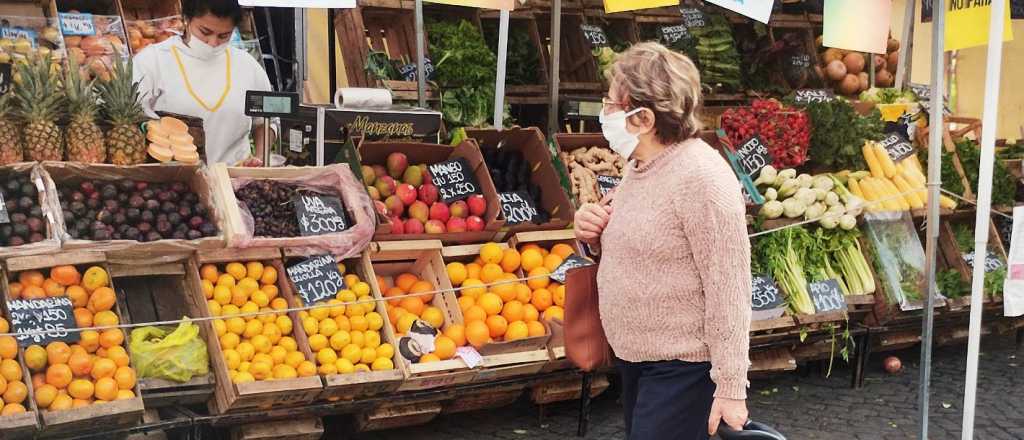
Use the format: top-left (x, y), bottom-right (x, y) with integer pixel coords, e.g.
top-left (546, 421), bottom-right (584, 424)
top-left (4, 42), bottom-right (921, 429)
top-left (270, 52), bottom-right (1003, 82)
top-left (182, 0), bottom-right (243, 25)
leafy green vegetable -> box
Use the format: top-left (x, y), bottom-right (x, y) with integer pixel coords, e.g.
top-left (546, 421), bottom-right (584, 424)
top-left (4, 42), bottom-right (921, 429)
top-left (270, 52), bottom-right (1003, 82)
top-left (937, 269), bottom-right (968, 299)
top-left (482, 21), bottom-right (540, 86)
top-left (689, 12), bottom-right (743, 92)
top-left (364, 50), bottom-right (403, 82)
top-left (985, 267), bottom-right (1006, 296)
top-left (820, 228), bottom-right (876, 296)
top-left (754, 227), bottom-right (815, 315)
top-left (954, 139), bottom-right (1017, 206)
top-left (427, 19), bottom-right (512, 128)
top-left (858, 87), bottom-right (918, 104)
top-left (800, 99), bottom-right (885, 170)
top-left (997, 141), bottom-right (1024, 160)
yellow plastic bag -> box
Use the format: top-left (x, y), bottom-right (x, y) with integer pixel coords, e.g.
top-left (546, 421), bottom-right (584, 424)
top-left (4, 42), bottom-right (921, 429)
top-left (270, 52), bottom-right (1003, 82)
top-left (129, 320), bottom-right (209, 383)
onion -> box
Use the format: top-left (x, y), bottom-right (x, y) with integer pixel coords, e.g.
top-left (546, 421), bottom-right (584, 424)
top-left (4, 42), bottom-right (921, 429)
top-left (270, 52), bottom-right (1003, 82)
top-left (887, 38), bottom-right (900, 53)
top-left (874, 54), bottom-right (887, 72)
top-left (822, 48), bottom-right (843, 65)
top-left (876, 70), bottom-right (894, 87)
top-left (826, 60), bottom-right (847, 82)
top-left (843, 52), bottom-right (865, 75)
top-left (887, 52), bottom-right (899, 72)
top-left (858, 72), bottom-right (869, 91)
top-left (883, 356), bottom-right (902, 374)
top-left (838, 74), bottom-right (860, 95)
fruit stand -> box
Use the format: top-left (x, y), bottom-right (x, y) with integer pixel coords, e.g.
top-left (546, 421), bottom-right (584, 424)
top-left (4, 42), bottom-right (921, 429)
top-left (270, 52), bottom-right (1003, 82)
top-left (1, 0), bottom-right (1023, 438)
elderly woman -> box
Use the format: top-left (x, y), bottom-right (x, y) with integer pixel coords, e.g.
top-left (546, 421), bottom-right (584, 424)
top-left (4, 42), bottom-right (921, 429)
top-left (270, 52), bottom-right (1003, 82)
top-left (573, 42), bottom-right (751, 439)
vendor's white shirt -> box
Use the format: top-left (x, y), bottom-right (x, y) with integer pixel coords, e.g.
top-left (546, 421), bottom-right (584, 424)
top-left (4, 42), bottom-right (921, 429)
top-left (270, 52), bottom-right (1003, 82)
top-left (132, 36), bottom-right (273, 165)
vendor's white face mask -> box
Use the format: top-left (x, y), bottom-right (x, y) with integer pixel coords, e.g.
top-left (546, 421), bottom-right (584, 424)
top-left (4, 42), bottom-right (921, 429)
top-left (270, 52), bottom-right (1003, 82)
top-left (187, 31), bottom-right (229, 61)
top-left (599, 108), bottom-right (643, 160)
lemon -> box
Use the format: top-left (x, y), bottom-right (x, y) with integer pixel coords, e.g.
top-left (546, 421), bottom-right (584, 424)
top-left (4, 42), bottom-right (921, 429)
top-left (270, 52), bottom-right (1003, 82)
top-left (330, 331), bottom-right (351, 350)
top-left (371, 357), bottom-right (394, 371)
top-left (308, 334), bottom-right (328, 352)
top-left (335, 358), bottom-right (355, 374)
top-left (341, 344), bottom-right (362, 364)
top-left (236, 342), bottom-right (255, 361)
top-left (317, 348), bottom-right (339, 366)
top-left (375, 343), bottom-right (395, 361)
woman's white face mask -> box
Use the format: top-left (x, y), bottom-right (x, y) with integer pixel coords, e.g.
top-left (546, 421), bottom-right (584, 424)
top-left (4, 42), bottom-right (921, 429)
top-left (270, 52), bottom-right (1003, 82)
top-left (599, 108), bottom-right (644, 160)
top-left (187, 32), bottom-right (230, 60)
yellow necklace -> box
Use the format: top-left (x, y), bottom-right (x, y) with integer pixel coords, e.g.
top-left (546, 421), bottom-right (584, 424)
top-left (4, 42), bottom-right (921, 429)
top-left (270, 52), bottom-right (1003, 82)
top-left (171, 45), bottom-right (232, 113)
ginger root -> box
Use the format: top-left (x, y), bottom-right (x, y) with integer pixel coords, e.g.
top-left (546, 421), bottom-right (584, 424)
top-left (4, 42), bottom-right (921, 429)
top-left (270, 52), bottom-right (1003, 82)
top-left (562, 145), bottom-right (623, 204)
top-left (569, 163), bottom-right (600, 204)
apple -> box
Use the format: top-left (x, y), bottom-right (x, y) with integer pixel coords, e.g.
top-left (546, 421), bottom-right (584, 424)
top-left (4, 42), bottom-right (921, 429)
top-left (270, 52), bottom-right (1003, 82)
top-left (408, 201), bottom-right (429, 224)
top-left (387, 152), bottom-right (409, 179)
top-left (405, 218), bottom-right (424, 234)
top-left (446, 217), bottom-right (467, 233)
top-left (466, 215), bottom-right (484, 231)
top-left (389, 216), bottom-right (405, 234)
top-left (402, 166), bottom-right (423, 187)
top-left (429, 202), bottom-right (450, 223)
top-left (372, 165), bottom-right (387, 178)
top-left (396, 184), bottom-right (417, 206)
top-left (418, 183), bottom-right (439, 205)
top-left (384, 195), bottom-right (404, 217)
top-left (421, 164), bottom-right (432, 185)
top-left (374, 175), bottom-right (396, 198)
top-left (449, 200), bottom-right (468, 219)
top-left (424, 219), bottom-right (446, 234)
top-left (467, 194), bottom-right (486, 217)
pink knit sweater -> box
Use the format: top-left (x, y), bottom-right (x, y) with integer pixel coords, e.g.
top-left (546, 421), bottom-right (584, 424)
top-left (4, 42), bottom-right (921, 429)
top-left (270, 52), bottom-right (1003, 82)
top-left (597, 137), bottom-right (752, 400)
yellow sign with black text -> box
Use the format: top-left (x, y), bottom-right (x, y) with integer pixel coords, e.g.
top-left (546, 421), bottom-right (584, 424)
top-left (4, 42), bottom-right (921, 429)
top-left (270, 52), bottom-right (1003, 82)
top-left (603, 0), bottom-right (677, 14)
top-left (425, 0), bottom-right (514, 10)
top-left (945, 0), bottom-right (1014, 51)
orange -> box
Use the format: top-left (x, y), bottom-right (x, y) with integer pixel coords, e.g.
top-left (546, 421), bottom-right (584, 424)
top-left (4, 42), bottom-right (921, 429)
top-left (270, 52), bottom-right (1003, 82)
top-left (74, 308), bottom-right (94, 328)
top-left (384, 287), bottom-right (406, 307)
top-left (46, 342), bottom-right (72, 365)
top-left (82, 266), bottom-right (109, 292)
top-left (35, 383), bottom-right (58, 408)
top-left (43, 278), bottom-right (66, 297)
top-left (505, 321), bottom-right (529, 341)
top-left (49, 393), bottom-right (74, 410)
top-left (18, 270), bottom-right (45, 287)
top-left (116, 390), bottom-right (136, 400)
top-left (527, 320), bottom-right (546, 337)
top-left (477, 293), bottom-right (503, 316)
top-left (519, 243), bottom-right (542, 253)
top-left (408, 280), bottom-right (435, 303)
top-left (433, 335), bottom-right (456, 360)
top-left (213, 285), bottom-right (232, 306)
top-left (480, 263), bottom-right (504, 284)
top-left (263, 284), bottom-right (280, 300)
top-left (527, 267), bottom-right (551, 290)
top-left (45, 364), bottom-right (72, 388)
top-left (230, 285), bottom-right (249, 307)
top-left (419, 353), bottom-right (440, 363)
top-left (21, 285), bottom-right (46, 300)
top-left (7, 282), bottom-right (23, 299)
top-left (245, 261), bottom-right (264, 280)
top-left (543, 254), bottom-right (564, 272)
top-left (420, 307), bottom-right (445, 329)
top-left (523, 304), bottom-right (539, 322)
top-left (465, 321), bottom-right (490, 348)
top-left (100, 329), bottom-right (124, 349)
top-left (0, 372), bottom-right (6, 393)
top-left (217, 274), bottom-right (236, 288)
top-left (68, 379), bottom-right (94, 400)
top-left (395, 273), bottom-right (419, 292)
top-left (398, 297), bottom-right (425, 317)
top-left (515, 283), bottom-right (532, 304)
top-left (87, 287), bottom-right (117, 313)
top-left (93, 310), bottom-right (119, 327)
top-left (461, 279), bottom-right (486, 299)
top-left (200, 264), bottom-right (220, 283)
top-left (462, 305), bottom-right (487, 323)
top-left (51, 265), bottom-right (81, 286)
top-left (500, 248), bottom-right (522, 273)
top-left (225, 262), bottom-right (247, 280)
top-left (0, 336), bottom-right (16, 360)
top-left (520, 249), bottom-right (543, 272)
top-left (531, 289), bottom-right (553, 311)
top-left (94, 377), bottom-right (119, 401)
top-left (503, 301), bottom-right (528, 324)
top-left (479, 243), bottom-right (503, 264)
top-left (485, 315), bottom-right (508, 338)
top-left (66, 285), bottom-right (89, 308)
top-left (32, 372), bottom-right (45, 389)
top-left (260, 266), bottom-right (278, 285)
top-left (443, 324), bottom-right (467, 347)
top-left (492, 279), bottom-right (516, 303)
top-left (396, 314), bottom-right (417, 334)
top-left (543, 305), bottom-right (564, 322)
top-left (201, 280), bottom-right (215, 299)
top-left (79, 331), bottom-right (100, 353)
top-left (71, 398), bottom-right (92, 408)
top-left (551, 244), bottom-right (576, 260)
top-left (114, 367), bottom-right (136, 390)
top-left (2, 380), bottom-right (27, 404)
top-left (68, 352), bottom-right (93, 377)
top-left (465, 263), bottom-right (482, 281)
top-left (24, 345), bottom-right (46, 371)
top-left (457, 295), bottom-right (475, 312)
top-left (0, 359), bottom-right (21, 382)
top-left (553, 285), bottom-right (566, 307)
top-left (91, 358), bottom-right (117, 380)
top-left (1, 403), bottom-right (26, 415)
top-left (106, 346), bottom-right (130, 367)
top-left (446, 262), bottom-right (468, 286)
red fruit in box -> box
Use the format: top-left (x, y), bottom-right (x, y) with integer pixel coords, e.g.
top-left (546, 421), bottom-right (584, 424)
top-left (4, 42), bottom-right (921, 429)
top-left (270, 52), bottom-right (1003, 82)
top-left (389, 216), bottom-right (405, 234)
top-left (408, 201), bottom-right (429, 224)
top-left (372, 165), bottom-right (387, 178)
top-left (446, 217), bottom-right (467, 233)
top-left (429, 202), bottom-right (450, 223)
top-left (467, 194), bottom-right (486, 217)
top-left (450, 200), bottom-right (468, 219)
top-left (387, 152), bottom-right (409, 179)
top-left (466, 215), bottom-right (485, 231)
top-left (384, 195), bottom-right (404, 217)
top-left (402, 167), bottom-right (423, 187)
top-left (421, 165), bottom-right (432, 185)
top-left (374, 176), bottom-right (396, 198)
top-left (373, 200), bottom-right (389, 217)
top-left (418, 183), bottom-right (439, 205)
top-left (405, 218), bottom-right (425, 234)
top-left (424, 219), bottom-right (446, 234)
top-left (396, 184), bottom-right (417, 206)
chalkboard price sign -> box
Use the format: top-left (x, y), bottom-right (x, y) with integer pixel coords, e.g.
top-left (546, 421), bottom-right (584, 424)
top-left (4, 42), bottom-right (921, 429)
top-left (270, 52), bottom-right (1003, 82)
top-left (735, 136), bottom-right (772, 179)
top-left (294, 193), bottom-right (351, 236)
top-left (680, 7), bottom-right (706, 28)
top-left (287, 254), bottom-right (345, 306)
top-left (580, 24), bottom-right (609, 48)
top-left (429, 158), bottom-right (482, 203)
top-left (789, 54), bottom-right (811, 69)
top-left (399, 57), bottom-right (434, 82)
top-left (498, 192), bottom-right (540, 225)
top-left (550, 254), bottom-right (594, 284)
top-left (880, 133), bottom-right (915, 162)
top-left (597, 175), bottom-right (621, 197)
top-left (794, 89), bottom-right (836, 105)
top-left (660, 24), bottom-right (690, 44)
top-left (962, 251), bottom-right (1005, 274)
top-left (751, 275), bottom-right (784, 311)
top-left (7, 296), bottom-right (80, 347)
top-left (808, 279), bottom-right (846, 314)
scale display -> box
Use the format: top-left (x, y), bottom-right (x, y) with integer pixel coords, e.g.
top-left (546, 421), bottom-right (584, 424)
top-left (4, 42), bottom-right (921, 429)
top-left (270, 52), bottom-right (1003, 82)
top-left (245, 91), bottom-right (300, 118)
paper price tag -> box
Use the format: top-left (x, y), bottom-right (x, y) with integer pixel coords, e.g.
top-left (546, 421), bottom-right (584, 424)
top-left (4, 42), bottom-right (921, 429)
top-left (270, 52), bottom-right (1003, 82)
top-left (7, 296), bottom-right (80, 347)
top-left (289, 128), bottom-right (304, 153)
top-left (429, 158), bottom-right (482, 203)
top-left (456, 346), bottom-right (483, 368)
top-left (58, 12), bottom-right (96, 36)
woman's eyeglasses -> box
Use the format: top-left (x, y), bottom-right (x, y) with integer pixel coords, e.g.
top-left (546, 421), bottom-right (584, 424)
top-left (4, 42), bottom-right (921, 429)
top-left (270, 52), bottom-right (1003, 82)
top-left (601, 97), bottom-right (629, 110)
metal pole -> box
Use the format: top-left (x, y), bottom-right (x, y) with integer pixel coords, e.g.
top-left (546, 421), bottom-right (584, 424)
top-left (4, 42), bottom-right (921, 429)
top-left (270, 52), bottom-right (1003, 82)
top-left (896, 0), bottom-right (915, 89)
top-left (263, 121), bottom-right (271, 167)
top-left (295, 9), bottom-right (306, 100)
top-left (415, 0), bottom-right (427, 108)
top-left (917, 0), bottom-right (944, 438)
top-left (327, 9), bottom-right (337, 98)
top-left (547, 0), bottom-right (561, 137)
top-left (962, 0), bottom-right (1006, 437)
top-left (868, 52), bottom-right (876, 89)
top-left (493, 9), bottom-right (509, 129)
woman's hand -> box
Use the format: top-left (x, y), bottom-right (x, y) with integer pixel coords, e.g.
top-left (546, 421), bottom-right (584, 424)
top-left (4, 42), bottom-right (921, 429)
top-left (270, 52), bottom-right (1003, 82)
top-left (574, 203), bottom-right (613, 246)
top-left (708, 397), bottom-right (748, 436)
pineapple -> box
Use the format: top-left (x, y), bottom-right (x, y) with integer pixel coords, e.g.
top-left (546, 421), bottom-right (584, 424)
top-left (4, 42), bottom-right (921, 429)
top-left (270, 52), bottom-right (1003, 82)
top-left (64, 56), bottom-right (105, 163)
top-left (0, 93), bottom-right (23, 165)
top-left (98, 55), bottom-right (146, 165)
top-left (14, 54), bottom-right (64, 161)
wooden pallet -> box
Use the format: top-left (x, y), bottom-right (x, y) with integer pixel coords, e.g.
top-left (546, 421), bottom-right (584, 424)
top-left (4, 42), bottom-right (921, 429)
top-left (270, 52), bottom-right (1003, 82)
top-left (229, 417), bottom-right (324, 440)
top-left (355, 400), bottom-right (443, 432)
top-left (529, 373), bottom-right (608, 405)
top-left (443, 382), bottom-right (525, 413)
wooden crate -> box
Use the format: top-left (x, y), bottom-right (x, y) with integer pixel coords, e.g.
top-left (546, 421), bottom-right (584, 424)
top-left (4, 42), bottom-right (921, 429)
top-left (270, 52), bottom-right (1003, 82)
top-left (52, 0), bottom-right (134, 57)
top-left (465, 128), bottom-right (576, 233)
top-left (529, 374), bottom-right (608, 405)
top-left (230, 417), bottom-right (324, 440)
top-left (106, 250), bottom-right (215, 408)
top-left (535, 11), bottom-right (603, 92)
top-left (938, 213), bottom-right (1007, 306)
top-left (358, 140), bottom-right (504, 244)
top-left (551, 133), bottom-right (615, 207)
top-left (749, 348), bottom-right (796, 374)
top-left (480, 10), bottom-right (550, 96)
top-left (279, 249), bottom-right (404, 401)
top-left (42, 162), bottom-right (227, 253)
top-left (192, 248), bottom-right (323, 414)
top-left (582, 9), bottom-right (640, 46)
top-left (355, 400), bottom-right (443, 432)
top-left (443, 382), bottom-right (524, 413)
top-left (367, 240), bottom-right (476, 392)
top-left (207, 163), bottom-right (376, 254)
top-left (1, 251), bottom-right (145, 437)
top-left (0, 289), bottom-right (40, 440)
top-left (0, 163), bottom-right (62, 259)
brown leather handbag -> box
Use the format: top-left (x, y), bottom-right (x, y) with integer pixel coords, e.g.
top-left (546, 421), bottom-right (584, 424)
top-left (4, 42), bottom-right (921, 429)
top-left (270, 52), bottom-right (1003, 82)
top-left (563, 264), bottom-right (612, 371)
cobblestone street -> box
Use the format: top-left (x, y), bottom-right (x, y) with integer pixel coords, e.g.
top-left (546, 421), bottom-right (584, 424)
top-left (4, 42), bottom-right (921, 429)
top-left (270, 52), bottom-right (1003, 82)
top-left (338, 334), bottom-right (1023, 440)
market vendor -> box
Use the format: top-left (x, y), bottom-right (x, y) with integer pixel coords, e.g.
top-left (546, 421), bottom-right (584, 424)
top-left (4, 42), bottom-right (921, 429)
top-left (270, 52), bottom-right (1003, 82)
top-left (133, 0), bottom-right (275, 166)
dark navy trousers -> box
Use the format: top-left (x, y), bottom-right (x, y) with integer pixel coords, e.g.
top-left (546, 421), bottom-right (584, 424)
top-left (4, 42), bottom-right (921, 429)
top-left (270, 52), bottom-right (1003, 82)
top-left (615, 359), bottom-right (716, 440)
